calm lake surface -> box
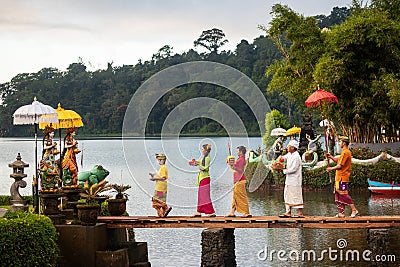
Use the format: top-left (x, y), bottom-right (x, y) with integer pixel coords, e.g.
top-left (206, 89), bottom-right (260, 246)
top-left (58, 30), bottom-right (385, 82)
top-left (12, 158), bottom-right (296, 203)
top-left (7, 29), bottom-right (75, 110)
top-left (1, 137), bottom-right (399, 266)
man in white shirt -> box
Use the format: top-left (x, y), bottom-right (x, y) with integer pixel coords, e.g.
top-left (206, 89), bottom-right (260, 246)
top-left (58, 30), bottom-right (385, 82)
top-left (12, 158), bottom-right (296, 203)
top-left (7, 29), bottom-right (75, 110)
top-left (279, 140), bottom-right (304, 218)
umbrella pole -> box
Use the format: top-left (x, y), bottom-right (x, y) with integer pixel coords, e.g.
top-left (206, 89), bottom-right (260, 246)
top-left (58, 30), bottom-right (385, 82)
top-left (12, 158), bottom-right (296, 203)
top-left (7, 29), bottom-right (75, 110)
top-left (320, 104), bottom-right (332, 183)
top-left (59, 128), bottom-right (63, 188)
top-left (34, 124), bottom-right (39, 214)
top-left (59, 128), bottom-right (62, 154)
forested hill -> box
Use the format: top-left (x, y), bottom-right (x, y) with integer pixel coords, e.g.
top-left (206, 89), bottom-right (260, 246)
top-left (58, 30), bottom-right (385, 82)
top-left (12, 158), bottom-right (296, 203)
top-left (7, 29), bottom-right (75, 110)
top-left (0, 7), bottom-right (349, 137)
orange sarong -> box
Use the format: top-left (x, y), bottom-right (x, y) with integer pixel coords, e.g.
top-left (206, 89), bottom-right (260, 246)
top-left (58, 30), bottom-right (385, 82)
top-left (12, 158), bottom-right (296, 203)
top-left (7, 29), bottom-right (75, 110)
top-left (232, 180), bottom-right (249, 214)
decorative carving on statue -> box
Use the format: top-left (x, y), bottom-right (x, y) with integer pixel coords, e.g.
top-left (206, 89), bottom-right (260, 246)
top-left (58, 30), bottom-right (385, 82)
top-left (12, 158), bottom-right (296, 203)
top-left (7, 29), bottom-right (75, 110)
top-left (62, 127), bottom-right (80, 188)
top-left (39, 125), bottom-right (60, 192)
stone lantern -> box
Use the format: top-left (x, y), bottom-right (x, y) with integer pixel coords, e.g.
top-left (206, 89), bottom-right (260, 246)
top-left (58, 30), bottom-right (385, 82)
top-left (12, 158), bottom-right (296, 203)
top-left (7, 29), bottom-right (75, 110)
top-left (9, 153), bottom-right (29, 212)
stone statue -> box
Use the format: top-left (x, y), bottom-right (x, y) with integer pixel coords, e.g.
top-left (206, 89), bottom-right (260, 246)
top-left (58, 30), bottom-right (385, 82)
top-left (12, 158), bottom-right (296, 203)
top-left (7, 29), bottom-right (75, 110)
top-left (62, 127), bottom-right (80, 187)
top-left (39, 126), bottom-right (60, 192)
top-left (299, 111), bottom-right (317, 152)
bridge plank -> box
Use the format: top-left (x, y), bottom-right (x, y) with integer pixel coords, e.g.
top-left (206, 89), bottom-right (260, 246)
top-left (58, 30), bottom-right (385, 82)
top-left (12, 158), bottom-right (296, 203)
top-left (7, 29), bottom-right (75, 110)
top-left (97, 215), bottom-right (400, 229)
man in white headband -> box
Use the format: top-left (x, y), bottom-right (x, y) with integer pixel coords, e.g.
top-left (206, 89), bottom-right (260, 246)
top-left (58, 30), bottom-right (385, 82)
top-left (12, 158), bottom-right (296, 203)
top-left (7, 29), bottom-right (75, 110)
top-left (279, 140), bottom-right (304, 218)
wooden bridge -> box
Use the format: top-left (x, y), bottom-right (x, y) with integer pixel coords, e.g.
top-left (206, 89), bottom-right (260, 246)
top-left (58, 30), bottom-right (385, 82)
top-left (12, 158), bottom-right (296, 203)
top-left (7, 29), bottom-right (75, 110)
top-left (98, 215), bottom-right (400, 229)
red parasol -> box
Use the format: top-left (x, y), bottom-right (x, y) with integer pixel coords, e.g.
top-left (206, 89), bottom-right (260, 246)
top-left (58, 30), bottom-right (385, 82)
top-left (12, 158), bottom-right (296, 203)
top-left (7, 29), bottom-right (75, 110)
top-left (305, 88), bottom-right (338, 108)
top-left (305, 86), bottom-right (338, 182)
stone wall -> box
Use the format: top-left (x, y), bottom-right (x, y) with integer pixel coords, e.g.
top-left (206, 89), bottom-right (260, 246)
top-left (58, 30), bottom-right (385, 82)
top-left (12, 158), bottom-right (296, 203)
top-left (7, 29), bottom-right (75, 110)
top-left (201, 228), bottom-right (236, 267)
top-left (367, 229), bottom-right (389, 267)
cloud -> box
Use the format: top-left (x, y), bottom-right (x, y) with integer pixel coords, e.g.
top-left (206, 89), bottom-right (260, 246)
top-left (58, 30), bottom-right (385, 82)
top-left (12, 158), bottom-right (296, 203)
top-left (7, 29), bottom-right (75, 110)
top-left (0, 0), bottom-right (351, 83)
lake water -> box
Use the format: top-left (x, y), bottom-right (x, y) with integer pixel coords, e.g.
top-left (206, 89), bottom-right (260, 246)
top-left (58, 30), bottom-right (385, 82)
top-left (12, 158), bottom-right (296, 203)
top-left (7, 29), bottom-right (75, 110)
top-left (0, 137), bottom-right (399, 266)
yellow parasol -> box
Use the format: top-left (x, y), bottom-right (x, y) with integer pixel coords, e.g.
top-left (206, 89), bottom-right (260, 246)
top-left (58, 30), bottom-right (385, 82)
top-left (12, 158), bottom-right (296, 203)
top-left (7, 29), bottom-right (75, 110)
top-left (39, 103), bottom-right (83, 129)
top-left (39, 103), bottom-right (84, 185)
top-left (39, 103), bottom-right (83, 154)
top-left (286, 126), bottom-right (301, 136)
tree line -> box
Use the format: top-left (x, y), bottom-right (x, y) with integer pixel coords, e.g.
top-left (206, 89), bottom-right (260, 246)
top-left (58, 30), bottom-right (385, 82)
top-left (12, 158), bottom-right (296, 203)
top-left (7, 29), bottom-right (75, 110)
top-left (0, 6), bottom-right (350, 139)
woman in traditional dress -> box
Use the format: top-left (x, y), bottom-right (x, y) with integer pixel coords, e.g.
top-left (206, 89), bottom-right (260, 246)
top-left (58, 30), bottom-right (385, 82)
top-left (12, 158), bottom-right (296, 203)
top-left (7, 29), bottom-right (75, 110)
top-left (149, 153), bottom-right (172, 217)
top-left (191, 144), bottom-right (216, 217)
top-left (227, 146), bottom-right (251, 217)
top-left (39, 125), bottom-right (60, 191)
top-left (62, 127), bottom-right (80, 187)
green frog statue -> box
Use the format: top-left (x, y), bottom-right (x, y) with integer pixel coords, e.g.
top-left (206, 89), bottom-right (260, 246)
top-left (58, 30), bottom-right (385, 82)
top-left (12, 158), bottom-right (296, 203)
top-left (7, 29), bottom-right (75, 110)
top-left (78, 165), bottom-right (110, 188)
top-left (39, 126), bottom-right (60, 192)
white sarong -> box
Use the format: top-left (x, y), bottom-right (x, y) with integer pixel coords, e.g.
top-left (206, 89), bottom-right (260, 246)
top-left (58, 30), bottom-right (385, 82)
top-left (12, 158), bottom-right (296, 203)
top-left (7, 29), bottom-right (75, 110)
top-left (284, 184), bottom-right (303, 208)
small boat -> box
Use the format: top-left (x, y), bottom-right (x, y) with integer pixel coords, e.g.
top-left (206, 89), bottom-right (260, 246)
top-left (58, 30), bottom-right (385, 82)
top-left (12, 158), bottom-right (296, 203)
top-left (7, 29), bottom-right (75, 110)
top-left (367, 178), bottom-right (400, 195)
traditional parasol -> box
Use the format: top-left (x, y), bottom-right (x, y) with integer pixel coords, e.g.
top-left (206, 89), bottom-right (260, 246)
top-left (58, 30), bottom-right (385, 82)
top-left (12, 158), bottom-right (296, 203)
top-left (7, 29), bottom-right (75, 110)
top-left (39, 103), bottom-right (84, 152)
top-left (286, 126), bottom-right (301, 136)
top-left (319, 119), bottom-right (334, 129)
top-left (271, 127), bottom-right (287, 136)
top-left (39, 103), bottom-right (84, 184)
top-left (13, 97), bottom-right (58, 213)
top-left (305, 85), bottom-right (338, 182)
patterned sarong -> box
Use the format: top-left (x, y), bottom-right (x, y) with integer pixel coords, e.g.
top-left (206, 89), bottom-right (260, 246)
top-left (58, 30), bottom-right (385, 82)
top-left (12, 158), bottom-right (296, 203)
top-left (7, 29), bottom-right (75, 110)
top-left (232, 180), bottom-right (249, 214)
top-left (152, 191), bottom-right (168, 217)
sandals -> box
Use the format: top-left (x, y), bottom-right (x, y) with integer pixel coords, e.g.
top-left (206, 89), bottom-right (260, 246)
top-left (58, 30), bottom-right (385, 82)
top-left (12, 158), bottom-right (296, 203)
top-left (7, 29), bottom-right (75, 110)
top-left (191, 212), bottom-right (202, 217)
top-left (163, 207), bottom-right (172, 217)
top-left (279, 214), bottom-right (291, 218)
top-left (242, 214), bottom-right (252, 218)
top-left (350, 212), bottom-right (359, 218)
top-left (207, 213), bottom-right (216, 217)
top-left (226, 214), bottom-right (236, 217)
top-left (335, 213), bottom-right (345, 218)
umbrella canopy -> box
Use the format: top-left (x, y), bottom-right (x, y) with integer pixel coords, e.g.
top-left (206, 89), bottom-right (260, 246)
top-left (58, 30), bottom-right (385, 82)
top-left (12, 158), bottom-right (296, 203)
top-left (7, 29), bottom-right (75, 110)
top-left (286, 126), bottom-right (301, 136)
top-left (305, 89), bottom-right (338, 108)
top-left (39, 103), bottom-right (84, 129)
top-left (271, 127), bottom-right (287, 136)
top-left (13, 97), bottom-right (58, 125)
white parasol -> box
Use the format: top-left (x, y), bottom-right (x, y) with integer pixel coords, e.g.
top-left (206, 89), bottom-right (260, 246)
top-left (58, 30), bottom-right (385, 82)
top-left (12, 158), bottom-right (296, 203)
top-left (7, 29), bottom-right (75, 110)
top-left (13, 97), bottom-right (58, 213)
top-left (319, 119), bottom-right (334, 129)
top-left (270, 127), bottom-right (287, 136)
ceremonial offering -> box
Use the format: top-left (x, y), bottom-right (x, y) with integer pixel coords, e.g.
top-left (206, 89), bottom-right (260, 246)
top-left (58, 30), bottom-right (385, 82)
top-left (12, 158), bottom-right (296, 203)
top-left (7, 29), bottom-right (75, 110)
top-left (271, 156), bottom-right (286, 170)
top-left (226, 155), bottom-right (235, 165)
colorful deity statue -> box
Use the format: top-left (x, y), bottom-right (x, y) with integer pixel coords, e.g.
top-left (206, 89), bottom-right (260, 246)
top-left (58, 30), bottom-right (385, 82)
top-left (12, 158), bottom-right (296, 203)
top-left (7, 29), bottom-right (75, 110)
top-left (39, 125), bottom-right (60, 191)
top-left (62, 127), bottom-right (81, 187)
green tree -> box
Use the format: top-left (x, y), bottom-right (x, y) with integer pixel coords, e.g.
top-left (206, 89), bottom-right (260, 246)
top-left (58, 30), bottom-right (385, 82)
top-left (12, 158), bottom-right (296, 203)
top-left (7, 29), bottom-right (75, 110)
top-left (263, 109), bottom-right (290, 147)
top-left (314, 8), bottom-right (400, 142)
top-left (315, 7), bottom-right (351, 28)
top-left (262, 2), bottom-right (400, 143)
top-left (194, 28), bottom-right (228, 54)
top-left (371, 0), bottom-right (400, 20)
top-left (262, 4), bottom-right (325, 105)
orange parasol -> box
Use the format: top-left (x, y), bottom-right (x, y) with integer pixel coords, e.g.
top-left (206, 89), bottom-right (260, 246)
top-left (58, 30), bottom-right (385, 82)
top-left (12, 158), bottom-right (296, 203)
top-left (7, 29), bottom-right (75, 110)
top-left (305, 85), bottom-right (338, 182)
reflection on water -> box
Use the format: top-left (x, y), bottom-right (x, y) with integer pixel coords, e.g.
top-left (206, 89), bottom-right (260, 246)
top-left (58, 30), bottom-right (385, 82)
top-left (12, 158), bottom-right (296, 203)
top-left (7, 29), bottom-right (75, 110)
top-left (0, 137), bottom-right (399, 266)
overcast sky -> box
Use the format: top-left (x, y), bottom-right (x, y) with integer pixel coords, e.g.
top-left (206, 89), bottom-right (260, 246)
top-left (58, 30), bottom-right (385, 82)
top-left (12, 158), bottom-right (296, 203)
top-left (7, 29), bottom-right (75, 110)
top-left (0, 0), bottom-right (351, 83)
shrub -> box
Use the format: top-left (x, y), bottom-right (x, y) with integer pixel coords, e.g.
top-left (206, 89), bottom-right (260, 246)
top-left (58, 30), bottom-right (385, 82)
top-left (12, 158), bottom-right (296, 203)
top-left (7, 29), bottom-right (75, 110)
top-left (0, 195), bottom-right (32, 206)
top-left (0, 212), bottom-right (58, 267)
top-left (350, 146), bottom-right (377, 160)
